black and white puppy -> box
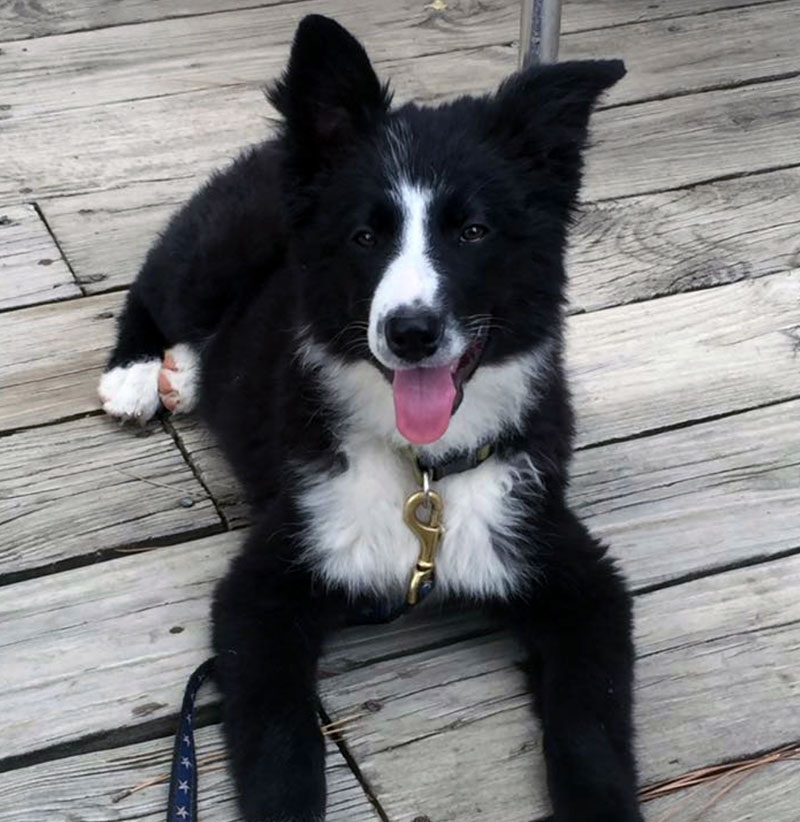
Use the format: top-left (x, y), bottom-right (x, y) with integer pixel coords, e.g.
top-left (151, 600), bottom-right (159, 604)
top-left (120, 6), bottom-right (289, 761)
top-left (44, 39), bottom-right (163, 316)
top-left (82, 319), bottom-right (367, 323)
top-left (99, 15), bottom-right (641, 822)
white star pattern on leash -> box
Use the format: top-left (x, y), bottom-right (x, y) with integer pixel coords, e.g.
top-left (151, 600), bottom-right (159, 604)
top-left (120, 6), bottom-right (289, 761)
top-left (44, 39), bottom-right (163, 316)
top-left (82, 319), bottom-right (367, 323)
top-left (180, 757), bottom-right (192, 768)
top-left (176, 806), bottom-right (189, 819)
top-left (178, 780), bottom-right (190, 794)
top-left (183, 734), bottom-right (191, 745)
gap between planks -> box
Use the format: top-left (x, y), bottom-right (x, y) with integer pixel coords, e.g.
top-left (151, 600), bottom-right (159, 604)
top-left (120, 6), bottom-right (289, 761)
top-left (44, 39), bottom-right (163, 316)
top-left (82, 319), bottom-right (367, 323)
top-left (319, 554), bottom-right (800, 821)
top-left (0, 270), bottom-right (797, 579)
top-left (1, 266), bottom-right (797, 439)
top-left (3, 2), bottom-right (800, 208)
top-left (2, 0), bottom-right (788, 43)
top-left (1, 395), bottom-right (799, 762)
top-left (1, 534), bottom-right (799, 818)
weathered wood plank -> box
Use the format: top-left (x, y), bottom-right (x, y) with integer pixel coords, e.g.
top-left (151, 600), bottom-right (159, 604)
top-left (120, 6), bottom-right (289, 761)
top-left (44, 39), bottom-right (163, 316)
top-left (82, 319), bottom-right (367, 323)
top-left (4, 1), bottom-right (797, 119)
top-left (42, 158), bottom-right (800, 311)
top-left (0, 84), bottom-right (268, 208)
top-left (41, 178), bottom-right (192, 293)
top-left (562, 0), bottom-right (786, 32)
top-left (0, 0), bottom-right (297, 41)
top-left (0, 726), bottom-right (381, 822)
top-left (567, 1), bottom-right (800, 104)
top-left (0, 414), bottom-right (222, 579)
top-left (0, 532), bottom-right (235, 760)
top-left (0, 204), bottom-right (79, 309)
top-left (3, 426), bottom-right (800, 765)
top-left (643, 759), bottom-right (800, 822)
top-left (172, 397), bottom-right (800, 595)
top-left (174, 270), bottom-right (800, 495)
top-left (568, 166), bottom-right (800, 313)
top-left (386, 1), bottom-right (800, 107)
top-left (571, 399), bottom-right (800, 590)
top-left (5, 7), bottom-right (800, 205)
top-left (1, 0), bottom-right (783, 41)
top-left (0, 0), bottom-right (518, 119)
top-left (569, 270), bottom-right (800, 446)
top-left (169, 417), bottom-right (248, 529)
top-left (585, 75), bottom-right (800, 201)
top-left (0, 531), bottom-right (485, 760)
top-left (321, 554), bottom-right (800, 821)
top-left (0, 291), bottom-right (121, 432)
top-left (3, 270), bottom-right (797, 451)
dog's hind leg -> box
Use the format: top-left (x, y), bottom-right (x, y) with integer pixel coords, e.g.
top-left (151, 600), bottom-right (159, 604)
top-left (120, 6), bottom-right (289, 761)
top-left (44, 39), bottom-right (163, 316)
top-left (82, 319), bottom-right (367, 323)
top-left (99, 289), bottom-right (168, 422)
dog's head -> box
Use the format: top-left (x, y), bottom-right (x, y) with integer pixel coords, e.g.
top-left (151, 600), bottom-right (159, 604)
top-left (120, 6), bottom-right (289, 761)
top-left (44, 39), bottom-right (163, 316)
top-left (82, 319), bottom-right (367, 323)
top-left (271, 15), bottom-right (624, 447)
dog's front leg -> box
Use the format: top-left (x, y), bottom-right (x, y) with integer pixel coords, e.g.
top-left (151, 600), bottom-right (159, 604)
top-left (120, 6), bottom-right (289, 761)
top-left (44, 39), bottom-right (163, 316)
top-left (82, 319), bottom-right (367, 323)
top-left (502, 505), bottom-right (643, 822)
top-left (212, 519), bottom-right (330, 822)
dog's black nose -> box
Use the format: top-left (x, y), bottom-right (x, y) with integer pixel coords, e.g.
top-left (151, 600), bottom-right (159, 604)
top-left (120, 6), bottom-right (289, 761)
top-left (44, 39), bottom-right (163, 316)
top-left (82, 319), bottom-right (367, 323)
top-left (385, 310), bottom-right (443, 362)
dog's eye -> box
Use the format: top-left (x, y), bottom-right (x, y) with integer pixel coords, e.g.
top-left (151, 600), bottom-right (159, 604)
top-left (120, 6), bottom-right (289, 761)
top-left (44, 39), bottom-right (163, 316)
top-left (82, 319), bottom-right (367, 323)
top-left (460, 224), bottom-right (489, 243)
top-left (352, 228), bottom-right (376, 248)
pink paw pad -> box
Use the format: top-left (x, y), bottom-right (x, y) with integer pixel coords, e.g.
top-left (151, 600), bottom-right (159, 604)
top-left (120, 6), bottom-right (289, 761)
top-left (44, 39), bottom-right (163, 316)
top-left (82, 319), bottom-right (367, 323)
top-left (157, 345), bottom-right (199, 414)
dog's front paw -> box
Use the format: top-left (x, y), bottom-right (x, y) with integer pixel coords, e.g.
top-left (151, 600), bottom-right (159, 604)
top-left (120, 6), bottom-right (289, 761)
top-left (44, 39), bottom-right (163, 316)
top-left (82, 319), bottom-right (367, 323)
top-left (98, 359), bottom-right (161, 422)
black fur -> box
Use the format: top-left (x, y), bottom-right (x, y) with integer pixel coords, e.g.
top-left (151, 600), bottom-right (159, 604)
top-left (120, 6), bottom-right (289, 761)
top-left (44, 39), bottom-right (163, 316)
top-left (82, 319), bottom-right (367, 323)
top-left (106, 15), bottom-right (640, 821)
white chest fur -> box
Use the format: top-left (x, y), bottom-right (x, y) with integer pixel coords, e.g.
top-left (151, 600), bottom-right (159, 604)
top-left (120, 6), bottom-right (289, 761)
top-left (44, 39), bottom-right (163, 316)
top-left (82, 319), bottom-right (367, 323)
top-left (296, 440), bottom-right (540, 601)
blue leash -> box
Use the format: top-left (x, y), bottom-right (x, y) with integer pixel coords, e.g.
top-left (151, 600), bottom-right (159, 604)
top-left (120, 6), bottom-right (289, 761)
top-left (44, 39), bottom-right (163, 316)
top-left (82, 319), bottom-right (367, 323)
top-left (165, 590), bottom-right (431, 821)
top-left (166, 657), bottom-right (215, 822)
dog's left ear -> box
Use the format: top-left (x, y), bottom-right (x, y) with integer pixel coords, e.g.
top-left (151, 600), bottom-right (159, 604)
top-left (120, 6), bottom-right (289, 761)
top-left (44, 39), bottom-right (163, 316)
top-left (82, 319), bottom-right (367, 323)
top-left (268, 15), bottom-right (391, 163)
top-left (488, 60), bottom-right (625, 198)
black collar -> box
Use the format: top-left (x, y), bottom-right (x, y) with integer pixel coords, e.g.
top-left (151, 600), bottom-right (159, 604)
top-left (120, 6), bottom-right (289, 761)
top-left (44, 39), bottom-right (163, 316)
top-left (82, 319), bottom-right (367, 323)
top-left (413, 441), bottom-right (495, 482)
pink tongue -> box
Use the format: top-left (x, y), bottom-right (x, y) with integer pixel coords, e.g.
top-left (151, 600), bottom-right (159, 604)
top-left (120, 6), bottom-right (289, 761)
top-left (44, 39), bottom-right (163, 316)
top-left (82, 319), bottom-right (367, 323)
top-left (393, 365), bottom-right (457, 445)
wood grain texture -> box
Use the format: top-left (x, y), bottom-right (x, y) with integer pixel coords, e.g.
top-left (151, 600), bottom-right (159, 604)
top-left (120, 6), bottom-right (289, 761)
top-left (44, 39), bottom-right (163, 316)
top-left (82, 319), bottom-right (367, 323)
top-left (321, 555), bottom-right (800, 821)
top-left (643, 759), bottom-right (800, 822)
top-left (568, 166), bottom-right (800, 313)
top-left (0, 726), bottom-right (380, 822)
top-left (5, 5), bottom-right (800, 205)
top-left (0, 531), bottom-right (490, 761)
top-left (0, 0), bottom-right (297, 41)
top-left (0, 204), bottom-right (79, 309)
top-left (0, 532), bottom-right (236, 760)
top-left (0, 0), bottom-right (518, 119)
top-left (41, 161), bottom-right (800, 305)
top-left (386, 0), bottom-right (800, 107)
top-left (3, 1), bottom-right (797, 118)
top-left (3, 441), bottom-right (799, 767)
top-left (164, 272), bottom-right (800, 517)
top-left (561, 0), bottom-right (787, 32)
top-left (3, 269), bottom-right (796, 452)
top-left (170, 417), bottom-right (248, 529)
top-left (571, 399), bottom-right (800, 590)
top-left (0, 291), bottom-right (122, 432)
top-left (171, 397), bottom-right (800, 593)
top-left (0, 0), bottom-right (518, 206)
top-left (41, 178), bottom-right (192, 292)
top-left (569, 269), bottom-right (800, 445)
top-left (0, 84), bottom-right (268, 208)
top-left (1, 0), bottom-right (783, 41)
top-left (0, 414), bottom-right (222, 578)
top-left (584, 75), bottom-right (800, 201)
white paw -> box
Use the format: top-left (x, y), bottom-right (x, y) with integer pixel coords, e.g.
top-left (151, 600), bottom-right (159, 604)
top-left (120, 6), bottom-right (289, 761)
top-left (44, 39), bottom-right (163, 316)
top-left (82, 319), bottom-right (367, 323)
top-left (98, 359), bottom-right (162, 422)
top-left (158, 344), bottom-right (200, 415)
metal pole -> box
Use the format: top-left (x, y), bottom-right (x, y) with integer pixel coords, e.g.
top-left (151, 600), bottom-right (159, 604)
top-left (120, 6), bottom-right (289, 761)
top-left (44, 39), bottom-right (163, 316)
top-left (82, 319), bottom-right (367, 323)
top-left (519, 0), bottom-right (562, 68)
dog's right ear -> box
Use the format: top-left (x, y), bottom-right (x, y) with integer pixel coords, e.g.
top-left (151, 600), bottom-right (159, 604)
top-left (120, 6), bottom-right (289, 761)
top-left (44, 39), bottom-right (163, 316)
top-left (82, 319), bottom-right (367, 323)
top-left (268, 16), bottom-right (391, 164)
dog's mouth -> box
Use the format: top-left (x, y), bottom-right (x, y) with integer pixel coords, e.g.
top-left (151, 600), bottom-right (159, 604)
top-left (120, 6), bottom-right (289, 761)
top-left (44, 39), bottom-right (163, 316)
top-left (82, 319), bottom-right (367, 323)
top-left (391, 329), bottom-right (487, 445)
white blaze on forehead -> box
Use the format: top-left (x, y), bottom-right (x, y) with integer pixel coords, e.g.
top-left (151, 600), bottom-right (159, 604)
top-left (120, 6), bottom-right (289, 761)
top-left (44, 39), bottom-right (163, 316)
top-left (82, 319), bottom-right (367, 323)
top-left (367, 182), bottom-right (439, 358)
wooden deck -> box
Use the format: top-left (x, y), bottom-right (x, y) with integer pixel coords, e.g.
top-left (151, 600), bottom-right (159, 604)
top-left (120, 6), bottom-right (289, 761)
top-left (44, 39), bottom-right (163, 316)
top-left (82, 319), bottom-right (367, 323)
top-left (1, 1), bottom-right (799, 819)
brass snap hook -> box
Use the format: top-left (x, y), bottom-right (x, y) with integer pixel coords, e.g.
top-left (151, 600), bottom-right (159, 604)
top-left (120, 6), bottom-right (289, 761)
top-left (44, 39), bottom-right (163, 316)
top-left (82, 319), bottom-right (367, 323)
top-left (404, 484), bottom-right (445, 606)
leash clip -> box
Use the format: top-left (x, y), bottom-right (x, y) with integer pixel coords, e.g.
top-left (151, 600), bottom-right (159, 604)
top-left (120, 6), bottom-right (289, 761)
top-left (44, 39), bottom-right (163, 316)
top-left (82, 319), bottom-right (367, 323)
top-left (404, 472), bottom-right (445, 605)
